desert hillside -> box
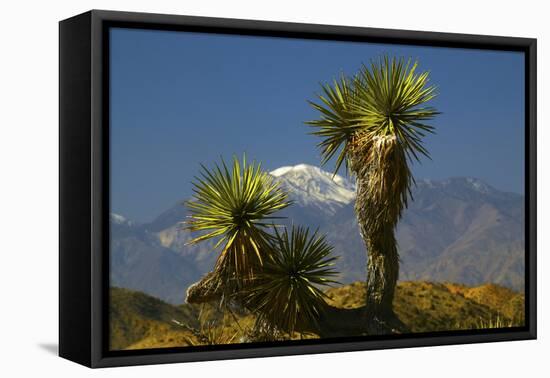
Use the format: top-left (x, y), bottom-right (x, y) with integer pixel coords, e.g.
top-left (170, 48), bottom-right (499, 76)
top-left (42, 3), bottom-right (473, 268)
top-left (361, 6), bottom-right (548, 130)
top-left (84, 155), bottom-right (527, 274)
top-left (110, 281), bottom-right (524, 350)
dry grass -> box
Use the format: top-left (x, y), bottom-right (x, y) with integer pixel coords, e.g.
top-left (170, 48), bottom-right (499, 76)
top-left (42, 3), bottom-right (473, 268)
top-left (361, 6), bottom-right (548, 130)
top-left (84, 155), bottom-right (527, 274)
top-left (112, 281), bottom-right (525, 350)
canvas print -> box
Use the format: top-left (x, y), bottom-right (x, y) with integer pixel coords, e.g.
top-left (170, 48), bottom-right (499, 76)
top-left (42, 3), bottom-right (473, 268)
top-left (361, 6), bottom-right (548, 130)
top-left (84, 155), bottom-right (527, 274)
top-left (108, 28), bottom-right (526, 351)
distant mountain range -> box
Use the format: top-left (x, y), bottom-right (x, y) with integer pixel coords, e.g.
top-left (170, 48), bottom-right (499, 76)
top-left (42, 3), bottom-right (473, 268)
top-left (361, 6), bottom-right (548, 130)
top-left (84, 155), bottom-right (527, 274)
top-left (110, 164), bottom-right (525, 304)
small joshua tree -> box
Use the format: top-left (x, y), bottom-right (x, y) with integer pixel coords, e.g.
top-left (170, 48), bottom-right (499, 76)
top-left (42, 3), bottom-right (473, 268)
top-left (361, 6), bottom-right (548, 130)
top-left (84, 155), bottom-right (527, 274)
top-left (185, 156), bottom-right (291, 302)
top-left (185, 156), bottom-right (339, 339)
top-left (244, 226), bottom-right (339, 337)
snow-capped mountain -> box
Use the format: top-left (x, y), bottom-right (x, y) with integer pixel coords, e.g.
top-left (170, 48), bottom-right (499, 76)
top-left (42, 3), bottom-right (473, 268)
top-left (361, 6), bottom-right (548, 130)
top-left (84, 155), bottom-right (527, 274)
top-left (416, 177), bottom-right (498, 196)
top-left (268, 165), bottom-right (502, 217)
top-left (270, 164), bottom-right (356, 216)
top-left (109, 164), bottom-right (525, 304)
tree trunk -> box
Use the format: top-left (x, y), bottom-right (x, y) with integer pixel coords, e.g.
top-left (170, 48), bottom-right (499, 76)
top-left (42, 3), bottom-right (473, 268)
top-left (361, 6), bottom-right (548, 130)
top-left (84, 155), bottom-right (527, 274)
top-left (359, 219), bottom-right (403, 333)
top-left (354, 161), bottom-right (408, 334)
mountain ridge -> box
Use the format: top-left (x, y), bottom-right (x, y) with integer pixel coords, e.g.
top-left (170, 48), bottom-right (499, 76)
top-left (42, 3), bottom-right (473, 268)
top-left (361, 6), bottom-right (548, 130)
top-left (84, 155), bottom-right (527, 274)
top-left (110, 164), bottom-right (525, 304)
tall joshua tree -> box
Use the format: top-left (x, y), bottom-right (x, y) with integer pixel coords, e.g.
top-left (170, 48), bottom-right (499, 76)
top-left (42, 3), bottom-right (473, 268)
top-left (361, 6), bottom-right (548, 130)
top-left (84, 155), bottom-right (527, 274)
top-left (307, 56), bottom-right (439, 333)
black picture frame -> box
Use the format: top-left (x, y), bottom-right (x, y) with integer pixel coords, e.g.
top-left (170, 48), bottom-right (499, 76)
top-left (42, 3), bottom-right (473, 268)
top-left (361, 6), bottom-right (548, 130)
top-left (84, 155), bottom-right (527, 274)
top-left (59, 9), bottom-right (537, 368)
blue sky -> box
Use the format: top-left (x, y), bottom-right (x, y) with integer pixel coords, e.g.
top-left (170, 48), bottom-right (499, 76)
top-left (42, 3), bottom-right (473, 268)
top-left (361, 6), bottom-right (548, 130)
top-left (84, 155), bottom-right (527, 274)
top-left (110, 28), bottom-right (525, 223)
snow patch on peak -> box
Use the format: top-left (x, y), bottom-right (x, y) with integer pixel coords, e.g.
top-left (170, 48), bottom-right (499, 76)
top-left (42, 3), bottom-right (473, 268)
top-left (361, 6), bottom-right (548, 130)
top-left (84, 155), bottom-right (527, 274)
top-left (270, 166), bottom-right (294, 177)
top-left (270, 164), bottom-right (356, 215)
top-left (270, 164), bottom-right (353, 188)
top-left (270, 164), bottom-right (320, 177)
top-left (110, 213), bottom-right (133, 226)
top-left (466, 177), bottom-right (492, 194)
top-left (417, 177), bottom-right (496, 195)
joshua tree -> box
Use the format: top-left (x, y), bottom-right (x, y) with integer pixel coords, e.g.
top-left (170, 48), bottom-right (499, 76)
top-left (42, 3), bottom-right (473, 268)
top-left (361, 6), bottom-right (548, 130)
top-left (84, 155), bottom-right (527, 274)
top-left (307, 56), bottom-right (439, 333)
top-left (185, 157), bottom-right (340, 339)
top-left (185, 156), bottom-right (291, 303)
top-left (244, 226), bottom-right (339, 337)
